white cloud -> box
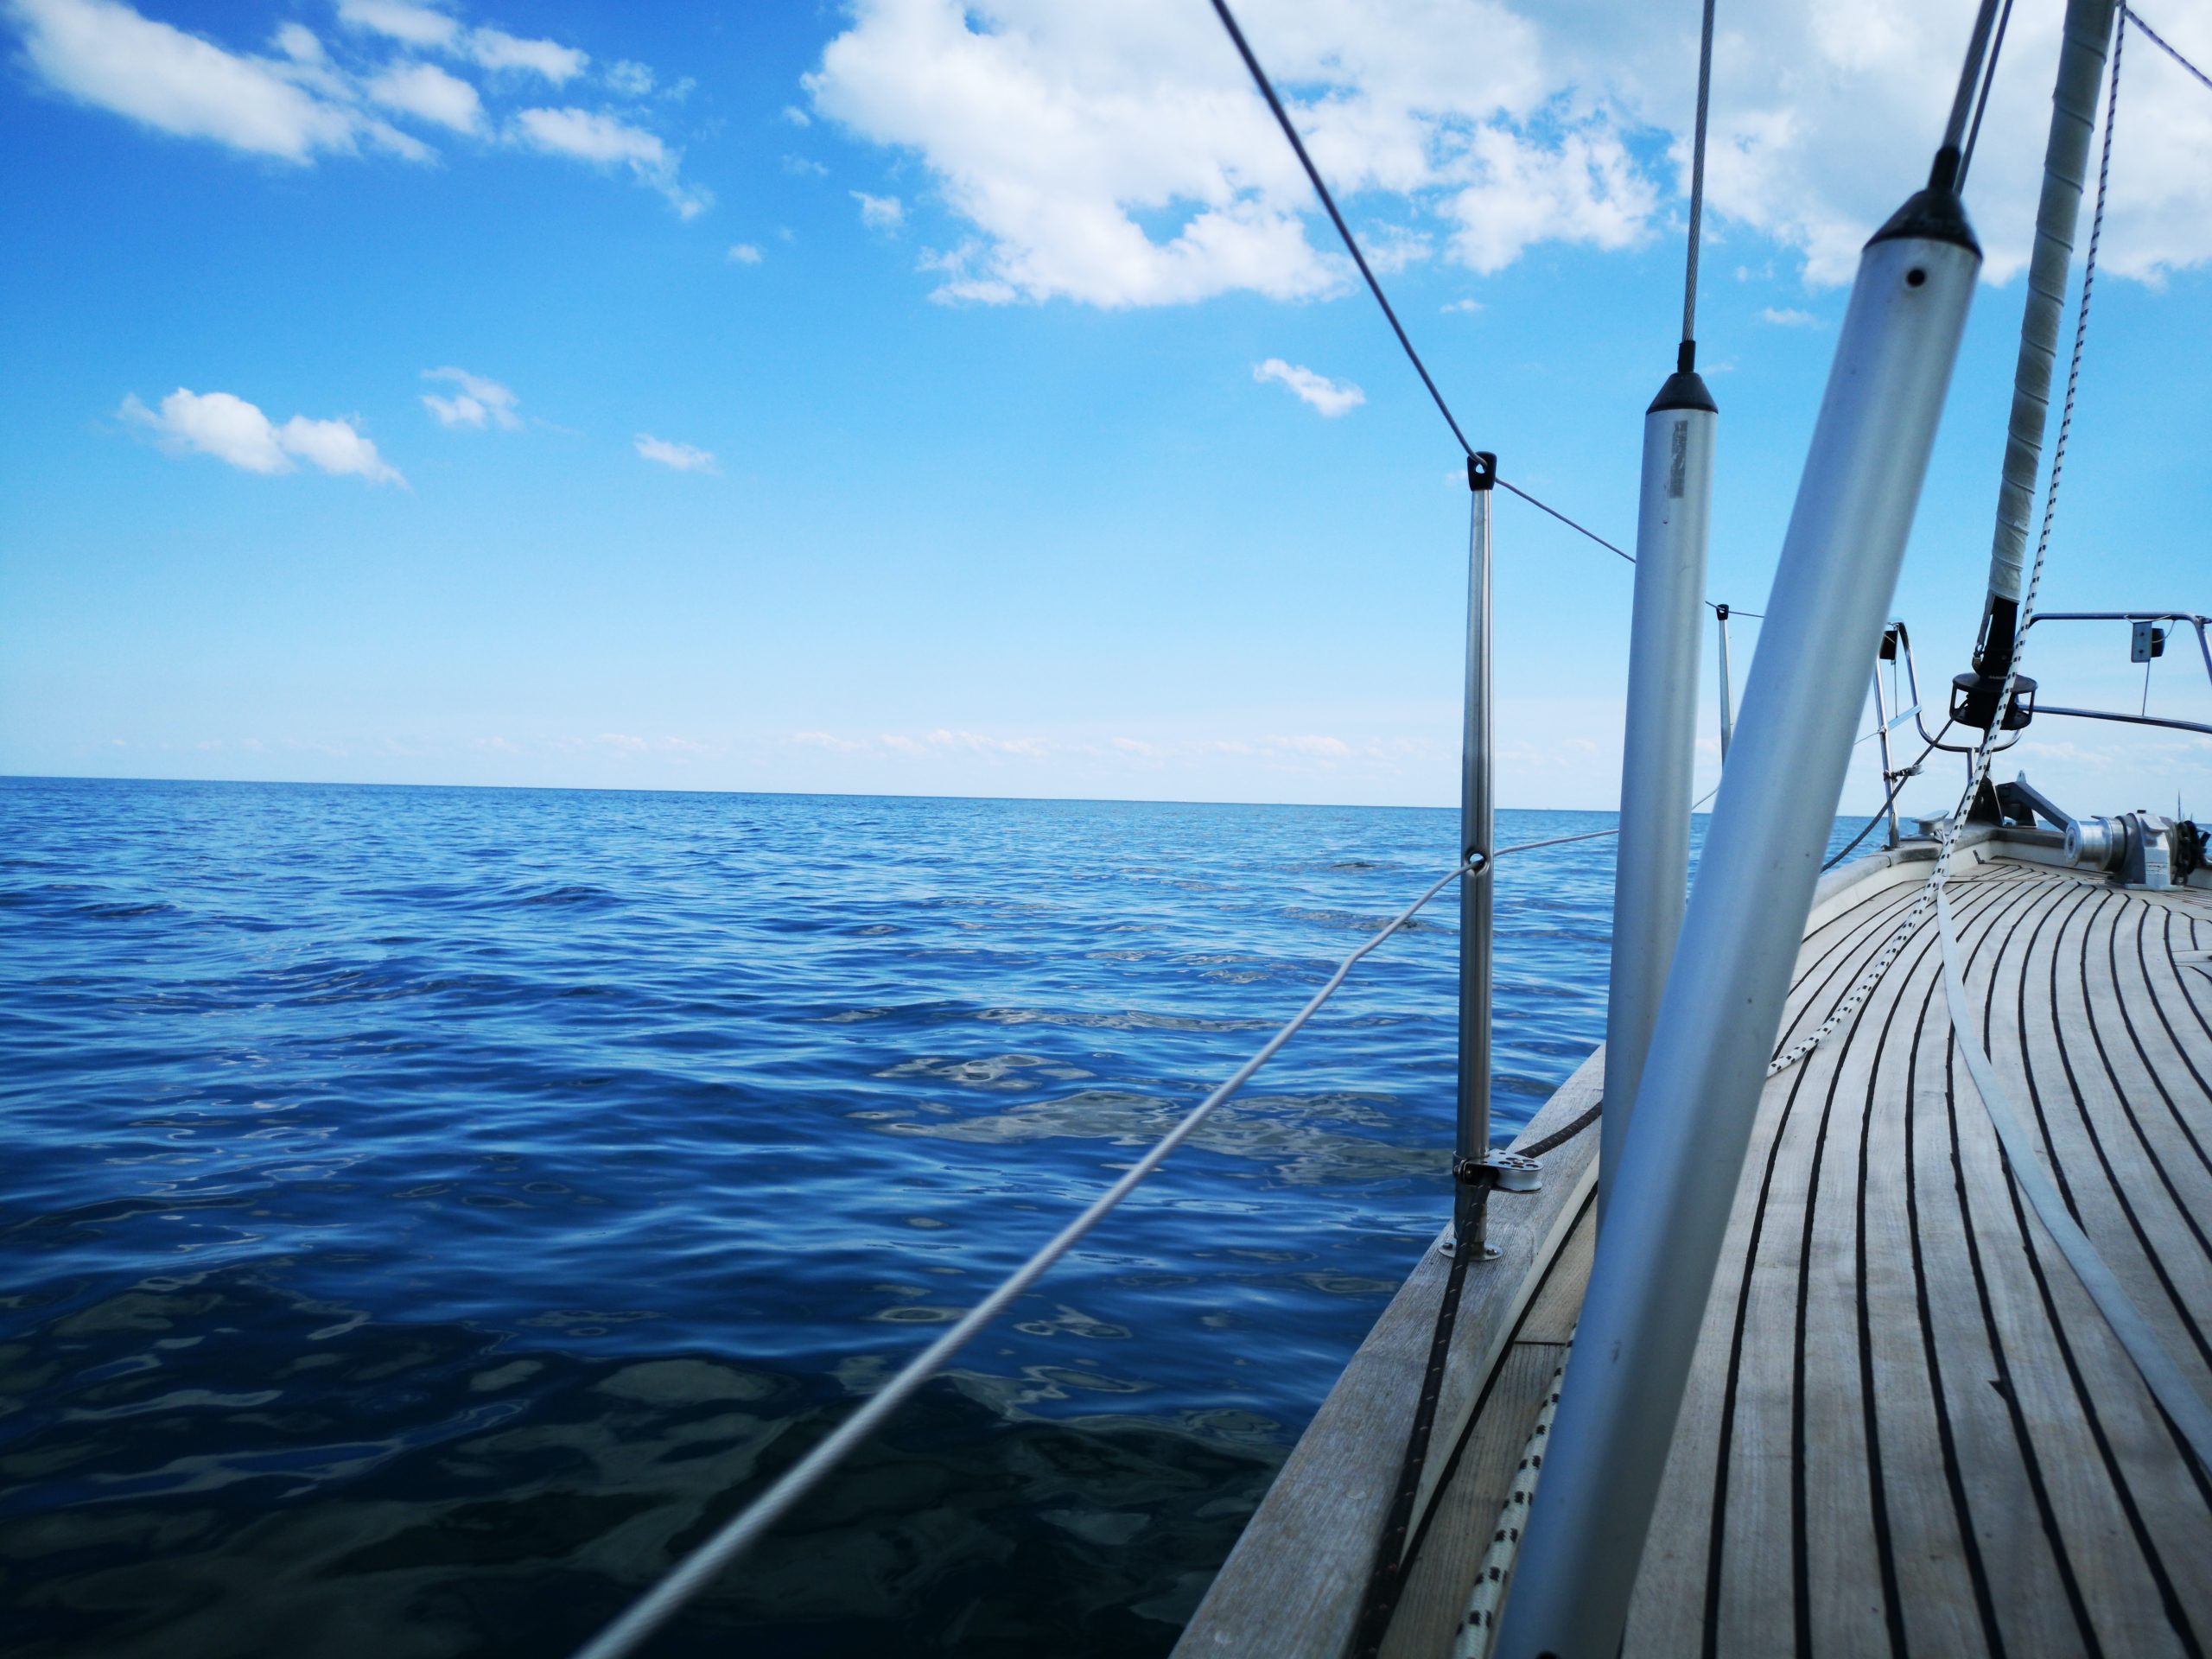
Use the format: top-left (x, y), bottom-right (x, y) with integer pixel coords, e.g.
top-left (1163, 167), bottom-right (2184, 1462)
top-left (1561, 0), bottom-right (2212, 286)
top-left (852, 189), bottom-right (904, 232)
top-left (802, 0), bottom-right (1607, 307)
top-left (10, 0), bottom-right (696, 213)
top-left (366, 60), bottom-right (480, 132)
top-left (634, 433), bottom-right (716, 473)
top-left (14, 0), bottom-right (357, 162)
top-left (1759, 306), bottom-right (1821, 327)
top-left (274, 412), bottom-right (405, 482)
top-left (469, 27), bottom-right (586, 84)
top-left (1253, 358), bottom-right (1364, 417)
top-left (802, 0), bottom-right (2212, 305)
top-left (420, 365), bottom-right (519, 429)
top-left (604, 59), bottom-right (652, 98)
top-left (906, 728), bottom-right (1052, 759)
top-left (1446, 123), bottom-right (1651, 273)
top-left (272, 22), bottom-right (323, 62)
top-left (121, 388), bottom-right (286, 471)
top-left (1268, 734), bottom-right (1353, 759)
top-left (1441, 297), bottom-right (1484, 313)
top-left (334, 0), bottom-right (456, 50)
top-left (781, 104), bottom-right (810, 127)
top-left (512, 105), bottom-right (708, 215)
top-left (511, 107), bottom-right (660, 165)
top-left (594, 732), bottom-right (709, 756)
top-left (120, 387), bottom-right (404, 484)
top-left (728, 242), bottom-right (764, 264)
top-left (334, 3), bottom-right (590, 83)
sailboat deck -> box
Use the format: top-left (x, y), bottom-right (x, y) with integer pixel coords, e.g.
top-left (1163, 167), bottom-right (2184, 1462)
top-left (1180, 838), bottom-right (2212, 1656)
top-left (1629, 845), bottom-right (2212, 1656)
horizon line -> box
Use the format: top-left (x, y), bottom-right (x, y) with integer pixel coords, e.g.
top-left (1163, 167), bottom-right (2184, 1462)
top-left (0, 770), bottom-right (1662, 816)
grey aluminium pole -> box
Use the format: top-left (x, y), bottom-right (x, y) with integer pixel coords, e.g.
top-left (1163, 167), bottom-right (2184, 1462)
top-left (1496, 180), bottom-right (1981, 1659)
top-left (1454, 453), bottom-right (1497, 1251)
top-left (1601, 370), bottom-right (1716, 1224)
top-left (1716, 604), bottom-right (1737, 762)
top-left (1600, 0), bottom-right (1721, 1225)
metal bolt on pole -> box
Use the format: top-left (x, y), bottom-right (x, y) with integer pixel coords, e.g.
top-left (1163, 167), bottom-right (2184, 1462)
top-left (1454, 453), bottom-right (1497, 1255)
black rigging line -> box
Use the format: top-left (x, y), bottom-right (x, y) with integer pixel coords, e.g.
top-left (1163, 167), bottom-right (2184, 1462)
top-left (1495, 479), bottom-right (1634, 565)
top-left (1960, 0), bottom-right (2017, 179)
top-left (2125, 4), bottom-right (2212, 92)
top-left (1938, 0), bottom-right (2008, 189)
top-left (1208, 0), bottom-right (1770, 620)
top-left (1206, 0), bottom-right (1473, 459)
top-left (1681, 0), bottom-right (1719, 353)
top-left (1207, 0), bottom-right (1656, 583)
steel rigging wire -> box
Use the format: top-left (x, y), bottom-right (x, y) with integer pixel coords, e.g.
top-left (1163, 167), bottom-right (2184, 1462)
top-left (1207, 0), bottom-right (1762, 599)
top-left (1961, 0), bottom-right (2018, 178)
top-left (1680, 0), bottom-right (1717, 353)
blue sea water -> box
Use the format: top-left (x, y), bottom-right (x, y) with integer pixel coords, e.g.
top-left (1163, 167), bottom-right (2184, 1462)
top-left (0, 777), bottom-right (1883, 1657)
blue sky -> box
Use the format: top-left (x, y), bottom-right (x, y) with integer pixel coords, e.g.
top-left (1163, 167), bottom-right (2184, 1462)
top-left (3, 0), bottom-right (2208, 814)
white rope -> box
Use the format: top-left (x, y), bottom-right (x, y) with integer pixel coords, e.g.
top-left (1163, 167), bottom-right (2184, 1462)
top-left (570, 854), bottom-right (1482, 1659)
top-left (1453, 1338), bottom-right (1573, 1659)
top-left (1770, 8), bottom-right (2120, 1081)
top-left (1936, 889), bottom-right (2212, 1468)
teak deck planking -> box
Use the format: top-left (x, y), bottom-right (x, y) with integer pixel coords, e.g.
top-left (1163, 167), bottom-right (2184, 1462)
top-left (1177, 836), bottom-right (2212, 1658)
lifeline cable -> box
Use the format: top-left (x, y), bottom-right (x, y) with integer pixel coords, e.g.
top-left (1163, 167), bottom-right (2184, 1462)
top-left (570, 854), bottom-right (1479, 1659)
top-left (1337, 785), bottom-right (1719, 1656)
top-left (573, 815), bottom-right (1657, 1658)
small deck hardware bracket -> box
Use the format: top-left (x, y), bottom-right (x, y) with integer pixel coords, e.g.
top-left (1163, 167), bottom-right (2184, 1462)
top-left (1437, 1236), bottom-right (1503, 1262)
top-left (1484, 1152), bottom-right (1544, 1192)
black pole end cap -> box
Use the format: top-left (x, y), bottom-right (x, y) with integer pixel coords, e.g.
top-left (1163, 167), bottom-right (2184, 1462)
top-left (1649, 366), bottom-right (1718, 415)
top-left (1866, 178), bottom-right (1981, 258)
top-left (1467, 451), bottom-right (1497, 492)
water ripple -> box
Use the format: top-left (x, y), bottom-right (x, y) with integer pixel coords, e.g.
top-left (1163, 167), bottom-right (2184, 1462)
top-left (0, 777), bottom-right (1784, 1657)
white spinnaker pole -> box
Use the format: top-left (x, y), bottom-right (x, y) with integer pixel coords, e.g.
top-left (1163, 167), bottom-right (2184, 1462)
top-left (1601, 378), bottom-right (1714, 1222)
top-left (1599, 0), bottom-right (1720, 1225)
top-left (1497, 181), bottom-right (1981, 1659)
